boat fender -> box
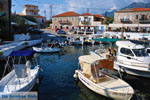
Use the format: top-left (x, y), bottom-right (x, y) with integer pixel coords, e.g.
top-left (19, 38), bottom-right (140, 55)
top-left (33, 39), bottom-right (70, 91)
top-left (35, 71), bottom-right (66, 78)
top-left (73, 70), bottom-right (78, 78)
top-left (75, 70), bottom-right (78, 74)
top-left (36, 78), bottom-right (39, 84)
top-left (40, 68), bottom-right (44, 72)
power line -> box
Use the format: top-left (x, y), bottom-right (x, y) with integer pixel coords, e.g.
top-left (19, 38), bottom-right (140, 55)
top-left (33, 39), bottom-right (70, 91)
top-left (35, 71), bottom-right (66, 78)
top-left (14, 0), bottom-right (24, 8)
top-left (20, 0), bottom-right (118, 11)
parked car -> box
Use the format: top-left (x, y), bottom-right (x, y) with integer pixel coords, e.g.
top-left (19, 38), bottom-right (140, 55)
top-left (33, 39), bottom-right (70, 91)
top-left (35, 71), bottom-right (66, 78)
top-left (55, 28), bottom-right (60, 32)
top-left (57, 30), bottom-right (67, 34)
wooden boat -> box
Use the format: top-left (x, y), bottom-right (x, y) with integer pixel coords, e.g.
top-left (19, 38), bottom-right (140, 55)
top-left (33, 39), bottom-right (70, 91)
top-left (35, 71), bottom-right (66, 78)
top-left (74, 55), bottom-right (134, 100)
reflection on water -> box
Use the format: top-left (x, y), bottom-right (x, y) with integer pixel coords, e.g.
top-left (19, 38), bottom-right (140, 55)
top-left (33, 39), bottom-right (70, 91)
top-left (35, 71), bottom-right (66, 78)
top-left (29, 44), bottom-right (150, 100)
top-left (76, 80), bottom-right (111, 100)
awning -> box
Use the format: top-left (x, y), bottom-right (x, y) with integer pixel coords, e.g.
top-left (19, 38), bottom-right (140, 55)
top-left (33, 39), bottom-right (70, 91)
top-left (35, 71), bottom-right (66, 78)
top-left (79, 55), bottom-right (100, 64)
top-left (109, 24), bottom-right (150, 28)
top-left (9, 50), bottom-right (35, 56)
top-left (93, 38), bottom-right (121, 42)
top-left (25, 20), bottom-right (37, 25)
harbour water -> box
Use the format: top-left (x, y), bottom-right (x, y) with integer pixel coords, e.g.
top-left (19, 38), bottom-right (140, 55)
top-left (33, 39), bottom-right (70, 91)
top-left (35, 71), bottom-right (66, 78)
top-left (31, 44), bottom-right (150, 100)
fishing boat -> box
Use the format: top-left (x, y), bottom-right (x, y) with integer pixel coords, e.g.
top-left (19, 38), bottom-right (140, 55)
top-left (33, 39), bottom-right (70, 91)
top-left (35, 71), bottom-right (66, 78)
top-left (114, 41), bottom-right (150, 78)
top-left (33, 46), bottom-right (60, 53)
top-left (0, 50), bottom-right (40, 93)
top-left (74, 54), bottom-right (134, 100)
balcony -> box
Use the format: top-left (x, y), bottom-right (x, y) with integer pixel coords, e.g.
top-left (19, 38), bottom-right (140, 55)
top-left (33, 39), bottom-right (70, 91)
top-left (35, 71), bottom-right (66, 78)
top-left (120, 19), bottom-right (132, 23)
top-left (81, 21), bottom-right (90, 24)
top-left (59, 20), bottom-right (72, 25)
top-left (139, 19), bottom-right (150, 24)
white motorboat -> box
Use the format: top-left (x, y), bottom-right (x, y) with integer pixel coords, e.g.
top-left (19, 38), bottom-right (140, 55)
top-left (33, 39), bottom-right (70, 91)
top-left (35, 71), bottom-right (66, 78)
top-left (114, 41), bottom-right (150, 78)
top-left (74, 54), bottom-right (134, 100)
top-left (71, 37), bottom-right (84, 45)
top-left (0, 50), bottom-right (40, 93)
top-left (33, 47), bottom-right (60, 53)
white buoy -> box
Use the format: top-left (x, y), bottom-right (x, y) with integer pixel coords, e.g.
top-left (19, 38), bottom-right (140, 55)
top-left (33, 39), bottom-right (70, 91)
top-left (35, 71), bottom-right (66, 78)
top-left (73, 73), bottom-right (78, 78)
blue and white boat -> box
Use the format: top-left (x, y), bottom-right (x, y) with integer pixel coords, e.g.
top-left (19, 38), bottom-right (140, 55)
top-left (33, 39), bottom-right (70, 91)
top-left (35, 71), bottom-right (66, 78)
top-left (0, 50), bottom-right (40, 93)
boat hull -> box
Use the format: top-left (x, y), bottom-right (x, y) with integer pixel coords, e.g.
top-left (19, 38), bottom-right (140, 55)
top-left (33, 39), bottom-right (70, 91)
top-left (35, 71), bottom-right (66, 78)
top-left (33, 47), bottom-right (60, 53)
top-left (0, 65), bottom-right (40, 93)
top-left (77, 70), bottom-right (133, 100)
top-left (114, 62), bottom-right (150, 78)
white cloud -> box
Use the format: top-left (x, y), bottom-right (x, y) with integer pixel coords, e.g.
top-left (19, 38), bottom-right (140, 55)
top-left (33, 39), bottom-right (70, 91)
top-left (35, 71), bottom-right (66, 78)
top-left (50, 0), bottom-right (150, 16)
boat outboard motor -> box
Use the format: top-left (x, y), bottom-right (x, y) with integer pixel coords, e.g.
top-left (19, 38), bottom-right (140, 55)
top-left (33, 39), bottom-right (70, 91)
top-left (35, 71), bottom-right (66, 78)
top-left (14, 64), bottom-right (27, 78)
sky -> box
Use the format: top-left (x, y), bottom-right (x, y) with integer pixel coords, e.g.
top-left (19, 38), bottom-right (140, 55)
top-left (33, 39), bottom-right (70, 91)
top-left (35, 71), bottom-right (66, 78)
top-left (12, 0), bottom-right (150, 20)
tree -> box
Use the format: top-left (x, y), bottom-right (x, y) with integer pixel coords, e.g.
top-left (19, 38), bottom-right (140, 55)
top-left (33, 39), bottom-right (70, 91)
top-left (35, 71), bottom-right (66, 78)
top-left (105, 17), bottom-right (114, 25)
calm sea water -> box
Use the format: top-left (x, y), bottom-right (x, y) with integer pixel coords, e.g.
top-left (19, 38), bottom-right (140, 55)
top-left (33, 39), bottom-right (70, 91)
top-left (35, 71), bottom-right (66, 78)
top-left (33, 44), bottom-right (150, 100)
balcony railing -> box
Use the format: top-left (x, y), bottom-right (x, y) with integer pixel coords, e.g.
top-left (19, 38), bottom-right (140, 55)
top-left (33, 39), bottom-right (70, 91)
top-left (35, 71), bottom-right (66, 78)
top-left (59, 20), bottom-right (72, 25)
top-left (139, 19), bottom-right (150, 24)
top-left (120, 19), bottom-right (132, 23)
top-left (81, 21), bottom-right (90, 24)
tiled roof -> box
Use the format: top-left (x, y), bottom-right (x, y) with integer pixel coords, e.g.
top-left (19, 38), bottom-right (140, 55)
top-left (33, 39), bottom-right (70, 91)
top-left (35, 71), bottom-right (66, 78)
top-left (24, 4), bottom-right (38, 7)
top-left (93, 14), bottom-right (103, 18)
top-left (116, 8), bottom-right (150, 12)
top-left (133, 8), bottom-right (150, 11)
top-left (80, 13), bottom-right (93, 16)
top-left (53, 11), bottom-right (79, 17)
top-left (35, 16), bottom-right (46, 18)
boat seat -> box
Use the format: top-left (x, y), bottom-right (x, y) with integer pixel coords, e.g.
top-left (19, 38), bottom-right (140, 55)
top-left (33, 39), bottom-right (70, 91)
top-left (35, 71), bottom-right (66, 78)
top-left (83, 73), bottom-right (91, 78)
top-left (91, 73), bottom-right (109, 83)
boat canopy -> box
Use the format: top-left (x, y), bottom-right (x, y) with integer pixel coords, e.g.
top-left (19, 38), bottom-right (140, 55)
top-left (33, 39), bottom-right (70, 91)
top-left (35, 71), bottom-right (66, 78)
top-left (116, 41), bottom-right (144, 49)
top-left (9, 50), bottom-right (35, 56)
top-left (79, 55), bottom-right (100, 65)
top-left (93, 38), bottom-right (121, 42)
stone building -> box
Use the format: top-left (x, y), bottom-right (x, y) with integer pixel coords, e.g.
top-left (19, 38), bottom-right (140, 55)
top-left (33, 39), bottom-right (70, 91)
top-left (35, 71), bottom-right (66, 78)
top-left (109, 8), bottom-right (150, 32)
top-left (52, 11), bottom-right (79, 30)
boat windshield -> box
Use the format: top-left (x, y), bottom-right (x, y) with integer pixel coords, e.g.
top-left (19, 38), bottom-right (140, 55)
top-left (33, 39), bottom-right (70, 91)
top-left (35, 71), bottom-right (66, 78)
top-left (132, 49), bottom-right (148, 57)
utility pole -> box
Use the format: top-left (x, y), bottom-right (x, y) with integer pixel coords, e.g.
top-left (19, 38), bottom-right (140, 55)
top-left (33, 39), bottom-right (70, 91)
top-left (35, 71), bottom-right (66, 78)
top-left (87, 8), bottom-right (89, 13)
top-left (105, 11), bottom-right (107, 17)
top-left (8, 0), bottom-right (13, 40)
top-left (49, 4), bottom-right (52, 21)
top-left (44, 10), bottom-right (46, 18)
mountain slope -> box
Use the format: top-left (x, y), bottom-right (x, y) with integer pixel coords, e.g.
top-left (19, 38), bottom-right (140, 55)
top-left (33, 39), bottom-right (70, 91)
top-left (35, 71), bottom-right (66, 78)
top-left (106, 2), bottom-right (150, 18)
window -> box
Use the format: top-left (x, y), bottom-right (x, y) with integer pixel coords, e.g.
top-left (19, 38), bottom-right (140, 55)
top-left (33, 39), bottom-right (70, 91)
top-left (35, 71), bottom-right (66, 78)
top-left (33, 12), bottom-right (36, 15)
top-left (141, 15), bottom-right (145, 20)
top-left (0, 3), bottom-right (3, 10)
top-left (133, 49), bottom-right (148, 57)
top-left (55, 18), bottom-right (57, 21)
top-left (123, 14), bottom-right (126, 19)
top-left (79, 18), bottom-right (81, 21)
top-left (89, 18), bottom-right (91, 21)
top-left (136, 15), bottom-right (138, 19)
top-left (117, 14), bottom-right (120, 20)
top-left (129, 15), bottom-right (132, 20)
top-left (72, 17), bottom-right (74, 21)
top-left (84, 17), bottom-right (88, 21)
top-left (66, 17), bottom-right (69, 21)
top-left (120, 48), bottom-right (134, 56)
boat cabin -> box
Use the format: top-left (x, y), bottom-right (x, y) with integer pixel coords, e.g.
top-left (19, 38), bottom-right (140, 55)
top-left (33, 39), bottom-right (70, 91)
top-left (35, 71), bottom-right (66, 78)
top-left (79, 55), bottom-right (113, 83)
top-left (116, 41), bottom-right (150, 67)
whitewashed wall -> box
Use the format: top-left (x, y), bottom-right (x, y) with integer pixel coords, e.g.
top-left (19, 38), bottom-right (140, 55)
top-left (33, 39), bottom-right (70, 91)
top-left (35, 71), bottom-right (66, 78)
top-left (105, 31), bottom-right (150, 40)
